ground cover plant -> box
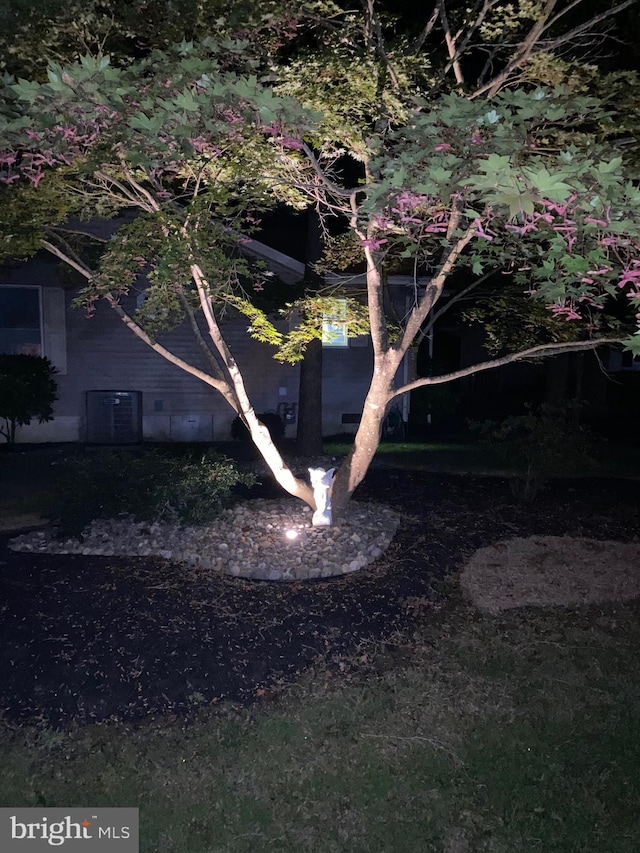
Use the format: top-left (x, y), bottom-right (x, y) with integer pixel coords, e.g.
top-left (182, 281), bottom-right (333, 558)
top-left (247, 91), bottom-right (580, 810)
top-left (48, 448), bottom-right (255, 534)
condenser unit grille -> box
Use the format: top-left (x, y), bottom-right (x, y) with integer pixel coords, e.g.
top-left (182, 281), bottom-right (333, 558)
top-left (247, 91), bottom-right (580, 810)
top-left (86, 391), bottom-right (142, 444)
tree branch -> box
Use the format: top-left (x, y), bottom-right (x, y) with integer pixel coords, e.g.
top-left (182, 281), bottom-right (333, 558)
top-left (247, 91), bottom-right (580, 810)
top-left (119, 159), bottom-right (162, 211)
top-left (471, 0), bottom-right (637, 98)
top-left (540, 0), bottom-right (637, 52)
top-left (430, 0), bottom-right (501, 91)
top-left (391, 337), bottom-right (621, 399)
top-left (438, 0), bottom-right (465, 85)
top-left (179, 292), bottom-right (231, 386)
top-left (49, 225), bottom-right (110, 243)
top-left (472, 0), bottom-right (559, 98)
top-left (300, 143), bottom-right (356, 199)
top-left (105, 293), bottom-right (240, 411)
top-left (396, 214), bottom-right (478, 355)
top-left (42, 239), bottom-right (94, 278)
top-left (41, 239), bottom-right (240, 411)
top-left (93, 170), bottom-right (150, 210)
top-left (417, 270), bottom-right (496, 346)
top-left (189, 260), bottom-right (316, 506)
top-left (362, 0), bottom-right (402, 91)
top-left (414, 5), bottom-right (441, 52)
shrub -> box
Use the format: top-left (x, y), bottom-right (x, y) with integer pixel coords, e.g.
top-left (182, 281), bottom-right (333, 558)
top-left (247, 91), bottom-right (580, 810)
top-left (0, 354), bottom-right (57, 444)
top-left (50, 448), bottom-right (255, 533)
top-left (231, 412), bottom-right (284, 444)
top-left (470, 402), bottom-right (597, 501)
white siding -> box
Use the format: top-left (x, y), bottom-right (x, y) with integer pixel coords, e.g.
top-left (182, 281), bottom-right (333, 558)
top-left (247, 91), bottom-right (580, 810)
top-left (41, 287), bottom-right (67, 374)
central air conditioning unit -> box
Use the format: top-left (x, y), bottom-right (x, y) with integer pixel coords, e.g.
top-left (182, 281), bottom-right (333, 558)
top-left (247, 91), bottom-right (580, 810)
top-left (86, 391), bottom-right (142, 444)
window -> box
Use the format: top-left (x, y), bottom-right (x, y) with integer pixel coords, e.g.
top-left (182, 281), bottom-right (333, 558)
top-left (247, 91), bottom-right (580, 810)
top-left (322, 298), bottom-right (348, 348)
top-left (0, 286), bottom-right (42, 356)
top-left (0, 285), bottom-right (67, 373)
top-left (607, 349), bottom-right (640, 372)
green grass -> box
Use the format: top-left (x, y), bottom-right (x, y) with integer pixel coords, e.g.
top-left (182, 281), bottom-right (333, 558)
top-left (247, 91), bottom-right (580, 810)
top-left (323, 437), bottom-right (640, 479)
top-left (2, 597), bottom-right (639, 852)
top-left (324, 438), bottom-right (502, 474)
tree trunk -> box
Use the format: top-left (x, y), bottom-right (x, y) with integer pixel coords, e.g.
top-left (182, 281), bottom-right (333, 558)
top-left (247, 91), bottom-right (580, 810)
top-left (295, 209), bottom-right (324, 457)
top-left (295, 336), bottom-right (324, 456)
top-left (331, 370), bottom-right (392, 519)
top-left (189, 261), bottom-right (317, 509)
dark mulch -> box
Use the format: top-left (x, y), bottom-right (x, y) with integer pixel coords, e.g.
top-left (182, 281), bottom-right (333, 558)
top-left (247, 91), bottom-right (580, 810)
top-left (0, 470), bottom-right (638, 729)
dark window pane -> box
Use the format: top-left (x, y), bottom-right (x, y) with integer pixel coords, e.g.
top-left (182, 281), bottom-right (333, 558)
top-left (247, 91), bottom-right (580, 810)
top-left (0, 287), bottom-right (42, 355)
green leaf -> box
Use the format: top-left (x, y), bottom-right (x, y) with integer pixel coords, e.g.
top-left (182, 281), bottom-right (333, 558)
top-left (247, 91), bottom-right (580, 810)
top-left (128, 113), bottom-right (163, 133)
top-left (522, 166), bottom-right (572, 201)
top-left (11, 78), bottom-right (40, 103)
top-left (174, 90), bottom-right (200, 112)
top-left (622, 335), bottom-right (640, 355)
top-left (597, 157), bottom-right (623, 174)
top-left (429, 166), bottom-right (452, 183)
top-left (46, 69), bottom-right (61, 88)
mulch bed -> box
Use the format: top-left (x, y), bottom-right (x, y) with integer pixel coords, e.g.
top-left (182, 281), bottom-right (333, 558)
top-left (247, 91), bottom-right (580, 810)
top-left (0, 470), bottom-right (638, 729)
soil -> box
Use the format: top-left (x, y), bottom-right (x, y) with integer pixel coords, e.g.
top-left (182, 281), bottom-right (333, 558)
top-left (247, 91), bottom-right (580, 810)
top-left (0, 469), bottom-right (638, 729)
top-left (461, 535), bottom-right (640, 614)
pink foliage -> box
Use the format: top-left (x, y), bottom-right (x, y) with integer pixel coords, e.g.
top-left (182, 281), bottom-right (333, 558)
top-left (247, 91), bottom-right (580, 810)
top-left (360, 237), bottom-right (388, 250)
top-left (394, 191), bottom-right (428, 211)
top-left (474, 219), bottom-right (496, 241)
top-left (0, 109), bottom-right (121, 188)
top-left (618, 263), bottom-right (640, 289)
top-left (189, 136), bottom-right (222, 156)
top-left (221, 109), bottom-right (243, 125)
top-left (236, 13), bottom-right (300, 48)
top-left (27, 171), bottom-right (45, 188)
top-left (390, 192), bottom-right (431, 226)
top-left (547, 302), bottom-right (582, 320)
top-left (261, 123), bottom-right (303, 150)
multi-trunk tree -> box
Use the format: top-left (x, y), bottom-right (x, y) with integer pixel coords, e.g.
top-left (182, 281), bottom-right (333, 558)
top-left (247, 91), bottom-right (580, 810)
top-left (1, 0), bottom-right (639, 519)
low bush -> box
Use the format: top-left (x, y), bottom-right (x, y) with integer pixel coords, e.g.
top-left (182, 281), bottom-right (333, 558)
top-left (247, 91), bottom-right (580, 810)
top-left (0, 354), bottom-right (57, 445)
top-left (50, 448), bottom-right (255, 533)
top-left (470, 402), bottom-right (598, 501)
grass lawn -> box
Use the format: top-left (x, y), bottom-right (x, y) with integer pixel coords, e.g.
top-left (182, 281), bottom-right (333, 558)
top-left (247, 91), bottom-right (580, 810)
top-left (1, 593), bottom-right (639, 852)
top-left (323, 437), bottom-right (640, 480)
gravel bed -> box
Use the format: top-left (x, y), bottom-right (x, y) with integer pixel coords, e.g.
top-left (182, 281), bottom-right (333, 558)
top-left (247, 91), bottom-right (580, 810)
top-left (9, 498), bottom-right (401, 581)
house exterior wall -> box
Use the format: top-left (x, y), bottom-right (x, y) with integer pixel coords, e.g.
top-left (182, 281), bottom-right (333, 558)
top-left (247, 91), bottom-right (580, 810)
top-left (321, 340), bottom-right (373, 435)
top-left (1, 253), bottom-right (378, 444)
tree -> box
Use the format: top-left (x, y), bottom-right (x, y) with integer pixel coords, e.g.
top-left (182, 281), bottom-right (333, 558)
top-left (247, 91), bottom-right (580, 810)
top-left (1, 1), bottom-right (639, 519)
top-left (0, 0), bottom-right (299, 77)
top-left (0, 355), bottom-right (58, 444)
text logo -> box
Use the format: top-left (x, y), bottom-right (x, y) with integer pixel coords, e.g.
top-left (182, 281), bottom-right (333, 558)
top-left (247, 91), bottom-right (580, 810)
top-left (0, 809), bottom-right (138, 852)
